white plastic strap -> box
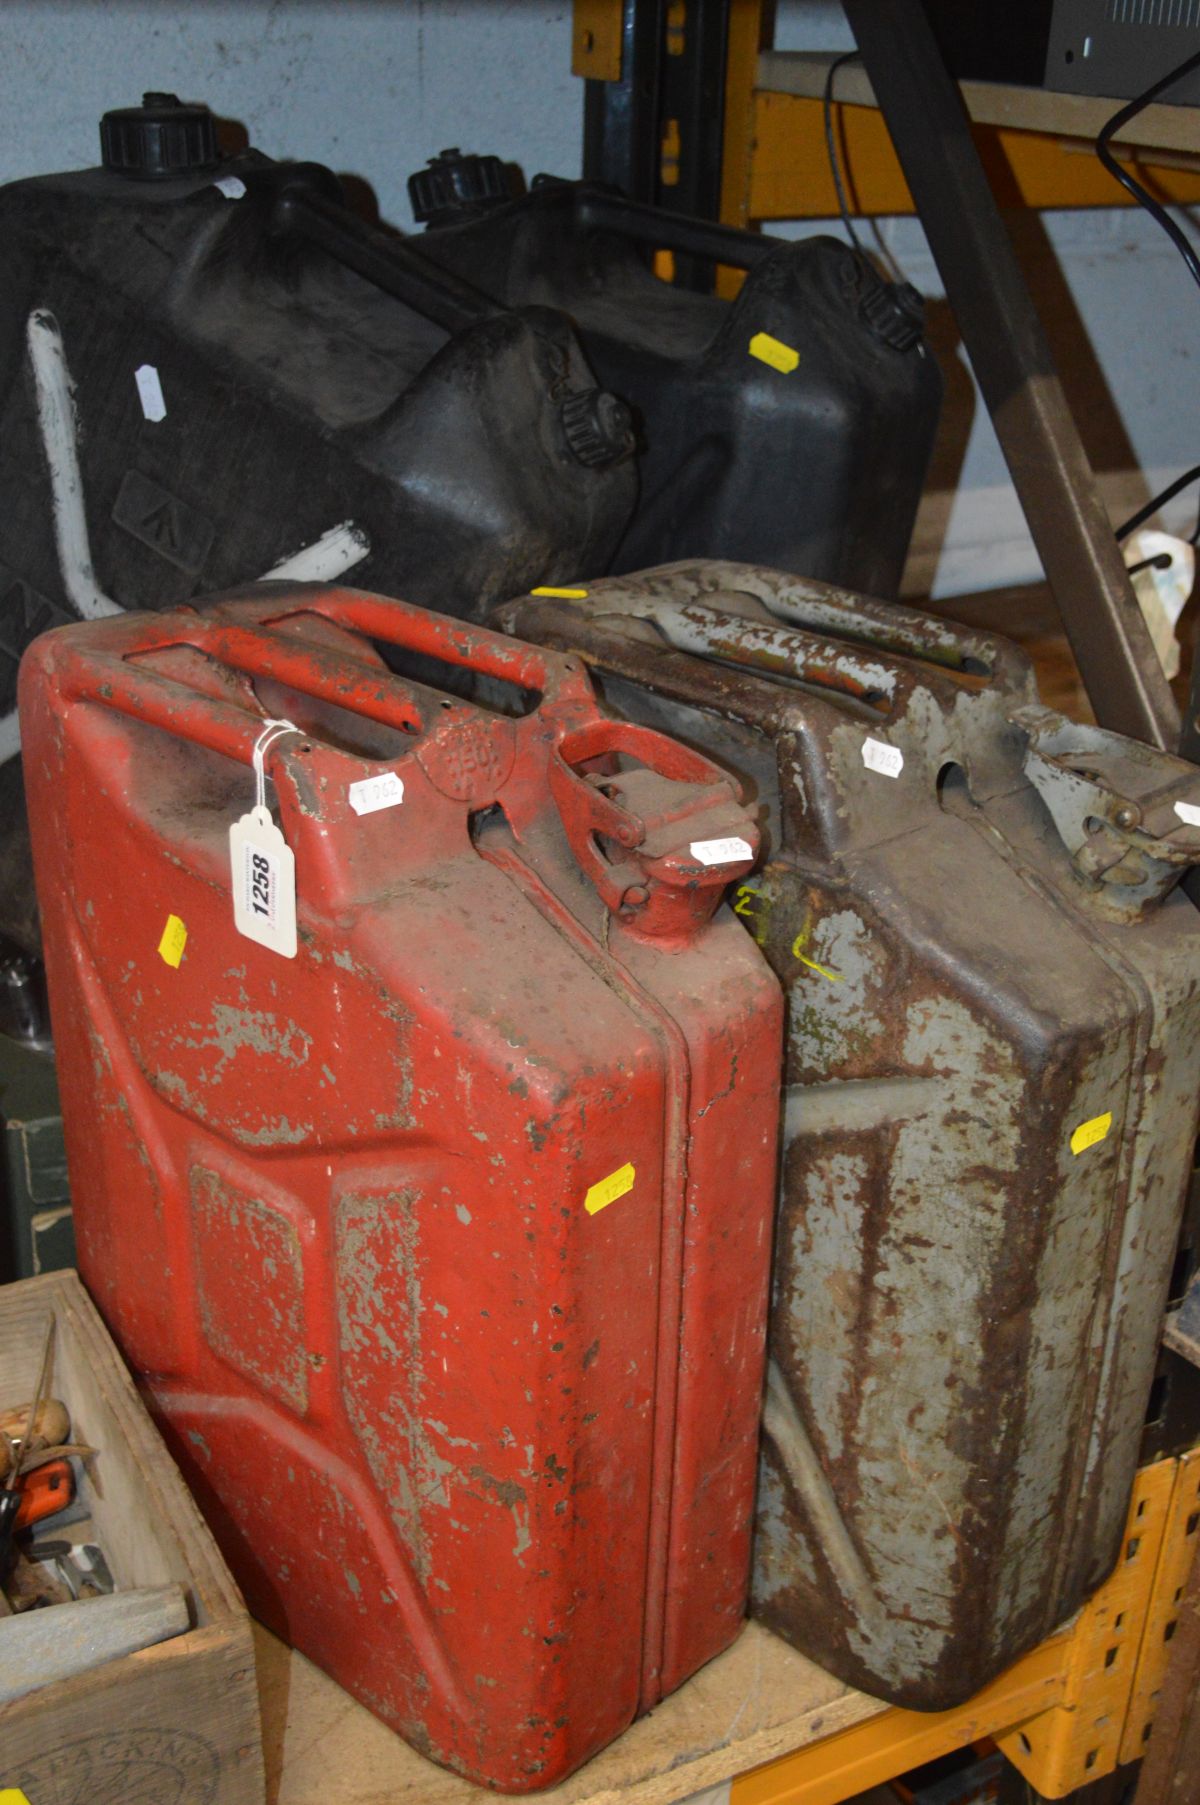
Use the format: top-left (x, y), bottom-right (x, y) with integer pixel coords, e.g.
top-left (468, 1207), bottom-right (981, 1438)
top-left (231, 720), bottom-right (303, 959)
top-left (252, 719), bottom-right (302, 812)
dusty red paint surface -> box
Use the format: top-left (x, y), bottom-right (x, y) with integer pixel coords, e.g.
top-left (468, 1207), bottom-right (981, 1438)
top-left (21, 586), bottom-right (783, 1791)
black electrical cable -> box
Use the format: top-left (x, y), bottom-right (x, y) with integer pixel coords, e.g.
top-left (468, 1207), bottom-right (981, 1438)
top-left (1125, 550), bottom-right (1175, 577)
top-left (828, 43), bottom-right (1200, 556)
top-left (823, 51), bottom-right (866, 259)
top-left (1097, 52), bottom-right (1200, 550)
top-left (1116, 463), bottom-right (1200, 542)
top-left (1096, 45), bottom-right (1200, 297)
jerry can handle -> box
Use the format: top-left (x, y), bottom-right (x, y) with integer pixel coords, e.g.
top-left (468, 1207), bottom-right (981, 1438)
top-left (574, 188), bottom-right (781, 273)
top-left (632, 601), bottom-right (913, 709)
top-left (260, 587), bottom-right (565, 700)
top-left (49, 586), bottom-right (587, 776)
top-left (195, 584), bottom-right (578, 725)
top-left (751, 573), bottom-right (1015, 684)
top-left (266, 168), bottom-right (501, 339)
top-left (584, 564), bottom-right (1032, 696)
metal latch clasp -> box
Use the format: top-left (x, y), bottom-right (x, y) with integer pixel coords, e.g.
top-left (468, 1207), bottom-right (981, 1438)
top-left (546, 718), bottom-right (761, 942)
top-left (1015, 705), bottom-right (1200, 917)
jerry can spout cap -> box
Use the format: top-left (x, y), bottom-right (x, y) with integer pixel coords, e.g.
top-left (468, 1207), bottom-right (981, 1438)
top-left (100, 93), bottom-right (220, 180)
top-left (547, 718), bottom-right (760, 943)
top-left (408, 147), bottom-right (512, 227)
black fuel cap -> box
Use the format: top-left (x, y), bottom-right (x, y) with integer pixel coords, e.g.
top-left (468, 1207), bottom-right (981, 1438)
top-left (560, 388), bottom-right (636, 469)
top-left (408, 148), bottom-right (511, 227)
top-left (100, 93), bottom-right (220, 180)
top-left (859, 274), bottom-right (926, 353)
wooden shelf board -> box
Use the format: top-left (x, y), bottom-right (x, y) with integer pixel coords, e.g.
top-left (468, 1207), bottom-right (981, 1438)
top-left (256, 1621), bottom-right (885, 1805)
top-left (742, 90), bottom-right (1200, 219)
top-left (757, 52), bottom-right (1200, 159)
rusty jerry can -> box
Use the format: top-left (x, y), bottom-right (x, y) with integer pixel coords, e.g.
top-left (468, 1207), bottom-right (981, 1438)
top-left (495, 560), bottom-right (1200, 1710)
top-left (18, 584), bottom-right (782, 1790)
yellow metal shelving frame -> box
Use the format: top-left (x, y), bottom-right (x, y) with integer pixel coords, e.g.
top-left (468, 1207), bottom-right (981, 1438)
top-left (728, 1453), bottom-right (1200, 1803)
top-left (716, 0), bottom-right (1200, 230)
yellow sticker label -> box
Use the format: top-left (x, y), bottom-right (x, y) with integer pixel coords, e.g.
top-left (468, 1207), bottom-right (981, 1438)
top-left (585, 1162), bottom-right (636, 1216)
top-left (530, 586), bottom-right (590, 599)
top-left (157, 913), bottom-right (188, 969)
top-left (1071, 1112), bottom-right (1113, 1156)
top-left (749, 331), bottom-right (800, 374)
top-left (0, 1791), bottom-right (33, 1804)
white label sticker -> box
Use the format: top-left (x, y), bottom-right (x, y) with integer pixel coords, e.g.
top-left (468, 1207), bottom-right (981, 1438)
top-left (1175, 799), bottom-right (1200, 827)
top-left (689, 836), bottom-right (754, 866)
top-left (348, 771), bottom-right (405, 817)
top-left (229, 806), bottom-right (297, 958)
top-left (862, 737), bottom-right (904, 778)
top-left (213, 175), bottom-right (247, 199)
top-left (134, 364), bottom-right (166, 423)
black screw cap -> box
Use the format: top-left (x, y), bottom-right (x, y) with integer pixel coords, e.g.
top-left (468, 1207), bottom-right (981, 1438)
top-left (560, 389), bottom-right (635, 469)
top-left (859, 275), bottom-right (926, 353)
top-left (100, 93), bottom-right (219, 180)
top-left (408, 148), bottom-right (511, 227)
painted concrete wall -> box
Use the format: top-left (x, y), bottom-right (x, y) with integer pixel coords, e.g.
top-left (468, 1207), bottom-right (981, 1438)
top-left (0, 0), bottom-right (1195, 596)
top-left (0, 1), bottom-right (580, 227)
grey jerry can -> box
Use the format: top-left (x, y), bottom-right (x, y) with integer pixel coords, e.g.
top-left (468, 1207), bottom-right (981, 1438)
top-left (494, 560), bottom-right (1200, 1709)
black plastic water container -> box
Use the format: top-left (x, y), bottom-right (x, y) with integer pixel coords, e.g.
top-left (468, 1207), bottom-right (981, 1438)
top-left (408, 152), bottom-right (943, 598)
top-left (0, 97), bottom-right (636, 950)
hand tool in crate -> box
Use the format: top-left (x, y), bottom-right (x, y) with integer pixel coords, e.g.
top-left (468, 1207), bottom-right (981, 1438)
top-left (0, 1276), bottom-right (246, 1762)
top-left (19, 585), bottom-right (782, 1791)
top-left (0, 1332), bottom-right (98, 1611)
top-left (0, 93), bottom-right (636, 954)
top-left (494, 560), bottom-right (1200, 1712)
top-left (0, 1317), bottom-right (54, 1574)
top-left (408, 150), bottom-right (942, 601)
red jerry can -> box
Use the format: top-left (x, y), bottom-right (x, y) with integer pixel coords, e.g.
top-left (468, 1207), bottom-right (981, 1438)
top-left (20, 586), bottom-right (782, 1792)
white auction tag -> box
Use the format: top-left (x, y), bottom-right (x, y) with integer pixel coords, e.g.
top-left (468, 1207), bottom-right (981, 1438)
top-left (213, 175), bottom-right (247, 199)
top-left (1175, 799), bottom-right (1200, 827)
top-left (230, 805), bottom-right (297, 958)
top-left (134, 363), bottom-right (166, 423)
top-left (862, 737), bottom-right (904, 779)
top-left (348, 771), bottom-right (405, 816)
top-left (690, 835), bottom-right (754, 866)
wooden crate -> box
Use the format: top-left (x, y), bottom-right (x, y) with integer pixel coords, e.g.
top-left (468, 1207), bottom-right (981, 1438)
top-left (0, 1270), bottom-right (264, 1804)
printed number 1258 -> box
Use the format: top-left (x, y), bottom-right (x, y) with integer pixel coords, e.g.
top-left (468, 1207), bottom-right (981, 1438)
top-left (251, 851), bottom-right (272, 918)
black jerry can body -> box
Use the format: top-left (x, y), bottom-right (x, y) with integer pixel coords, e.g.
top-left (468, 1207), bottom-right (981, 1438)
top-left (410, 166), bottom-right (942, 598)
top-left (0, 99), bottom-right (636, 949)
